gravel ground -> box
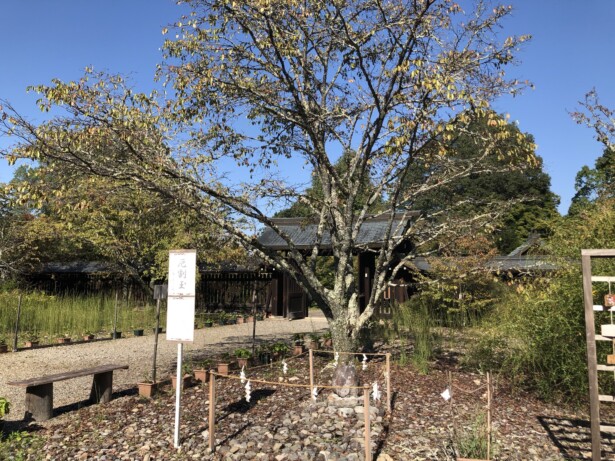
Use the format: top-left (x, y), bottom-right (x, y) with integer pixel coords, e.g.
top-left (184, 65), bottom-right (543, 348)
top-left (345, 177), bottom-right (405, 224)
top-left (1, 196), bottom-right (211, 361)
top-left (0, 314), bottom-right (328, 423)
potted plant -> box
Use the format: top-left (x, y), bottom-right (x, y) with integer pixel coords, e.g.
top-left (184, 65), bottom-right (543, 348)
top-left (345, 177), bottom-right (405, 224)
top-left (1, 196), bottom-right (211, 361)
top-left (307, 333), bottom-right (320, 350)
top-left (204, 319), bottom-right (214, 328)
top-left (216, 313), bottom-right (226, 326)
top-left (217, 362), bottom-right (230, 375)
top-left (292, 333), bottom-right (305, 355)
top-left (110, 331), bottom-right (122, 339)
top-left (246, 314), bottom-right (255, 324)
top-left (234, 348), bottom-right (252, 368)
top-left (322, 331), bottom-right (333, 348)
top-left (225, 313), bottom-right (235, 325)
top-left (257, 345), bottom-right (271, 365)
top-left (172, 363), bottom-right (193, 389)
top-left (57, 334), bottom-right (72, 344)
top-left (0, 337), bottom-right (8, 354)
top-left (133, 327), bottom-right (144, 337)
top-left (256, 312), bottom-right (264, 321)
top-left (236, 314), bottom-right (245, 325)
top-left (137, 379), bottom-right (157, 398)
top-left (271, 342), bottom-right (289, 360)
top-left (25, 333), bottom-right (39, 348)
top-left (82, 331), bottom-right (95, 341)
top-left (193, 361), bottom-right (211, 383)
top-left (152, 326), bottom-right (163, 334)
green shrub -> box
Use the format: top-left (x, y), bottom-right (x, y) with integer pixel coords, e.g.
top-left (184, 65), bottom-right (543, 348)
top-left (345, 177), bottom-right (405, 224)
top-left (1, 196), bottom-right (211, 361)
top-left (462, 333), bottom-right (508, 374)
top-left (0, 430), bottom-right (43, 461)
top-left (234, 348), bottom-right (252, 359)
top-left (480, 270), bottom-right (590, 403)
top-left (455, 412), bottom-right (496, 460)
top-left (0, 397), bottom-right (9, 418)
top-left (271, 342), bottom-right (289, 355)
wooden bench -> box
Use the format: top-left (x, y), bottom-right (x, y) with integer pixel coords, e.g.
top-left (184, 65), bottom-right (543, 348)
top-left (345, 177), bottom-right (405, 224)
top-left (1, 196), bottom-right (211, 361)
top-left (7, 364), bottom-right (129, 421)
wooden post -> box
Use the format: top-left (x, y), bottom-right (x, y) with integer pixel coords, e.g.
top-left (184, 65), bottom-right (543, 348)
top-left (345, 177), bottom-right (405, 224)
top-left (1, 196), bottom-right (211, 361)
top-left (581, 252), bottom-right (601, 461)
top-left (487, 372), bottom-right (491, 461)
top-left (385, 352), bottom-right (391, 413)
top-left (208, 370), bottom-right (216, 453)
top-left (12, 294), bottom-right (22, 352)
top-left (363, 384), bottom-right (372, 461)
top-left (309, 348), bottom-right (314, 397)
top-left (152, 298), bottom-right (161, 383)
top-left (112, 291), bottom-right (119, 339)
top-left (252, 282), bottom-right (257, 357)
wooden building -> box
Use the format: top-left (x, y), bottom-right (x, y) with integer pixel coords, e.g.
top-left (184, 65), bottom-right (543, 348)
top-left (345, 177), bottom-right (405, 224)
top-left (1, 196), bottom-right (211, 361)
top-left (257, 214), bottom-right (417, 318)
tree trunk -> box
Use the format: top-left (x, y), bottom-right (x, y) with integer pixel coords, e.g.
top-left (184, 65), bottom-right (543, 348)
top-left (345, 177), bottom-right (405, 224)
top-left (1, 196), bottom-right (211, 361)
top-left (329, 316), bottom-right (360, 397)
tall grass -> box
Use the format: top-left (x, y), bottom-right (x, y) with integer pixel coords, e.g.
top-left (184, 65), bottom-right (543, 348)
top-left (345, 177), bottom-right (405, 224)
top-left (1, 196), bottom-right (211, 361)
top-left (382, 297), bottom-right (438, 373)
top-left (0, 290), bottom-right (163, 344)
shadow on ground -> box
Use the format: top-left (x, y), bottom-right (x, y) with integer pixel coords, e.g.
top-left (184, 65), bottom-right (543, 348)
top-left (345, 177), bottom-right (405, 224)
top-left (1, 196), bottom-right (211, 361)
top-left (538, 415), bottom-right (615, 459)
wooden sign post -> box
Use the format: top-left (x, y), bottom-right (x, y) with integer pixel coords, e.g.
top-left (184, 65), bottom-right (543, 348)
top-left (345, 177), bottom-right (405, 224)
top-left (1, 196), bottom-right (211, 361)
top-left (167, 250), bottom-right (197, 449)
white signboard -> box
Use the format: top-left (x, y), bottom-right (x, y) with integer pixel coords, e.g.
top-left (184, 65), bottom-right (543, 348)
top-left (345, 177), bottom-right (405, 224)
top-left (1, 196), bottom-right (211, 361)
top-left (167, 296), bottom-right (195, 342)
top-left (167, 250), bottom-right (196, 342)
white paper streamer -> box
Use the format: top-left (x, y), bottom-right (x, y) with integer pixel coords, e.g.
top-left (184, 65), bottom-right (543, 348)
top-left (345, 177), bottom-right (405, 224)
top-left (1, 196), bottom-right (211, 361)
top-left (362, 354), bottom-right (368, 371)
top-left (240, 366), bottom-right (246, 384)
top-left (312, 386), bottom-right (319, 401)
top-left (372, 382), bottom-right (381, 401)
top-left (440, 388), bottom-right (451, 401)
top-left (282, 360), bottom-right (288, 375)
top-left (245, 380), bottom-right (252, 402)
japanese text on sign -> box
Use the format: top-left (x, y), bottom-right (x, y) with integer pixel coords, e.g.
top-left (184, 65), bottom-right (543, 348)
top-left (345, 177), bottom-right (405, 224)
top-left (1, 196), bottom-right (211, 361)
top-left (168, 251), bottom-right (196, 297)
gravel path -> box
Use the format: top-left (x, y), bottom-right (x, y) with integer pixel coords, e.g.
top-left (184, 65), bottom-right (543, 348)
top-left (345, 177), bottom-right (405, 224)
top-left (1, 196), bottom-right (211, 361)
top-left (0, 315), bottom-right (328, 422)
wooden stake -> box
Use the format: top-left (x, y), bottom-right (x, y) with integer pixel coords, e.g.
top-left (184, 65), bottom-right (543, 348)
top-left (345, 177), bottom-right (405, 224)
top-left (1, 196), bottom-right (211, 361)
top-left (251, 285), bottom-right (257, 357)
top-left (363, 384), bottom-right (372, 461)
top-left (448, 371), bottom-right (453, 415)
top-left (487, 372), bottom-right (492, 460)
top-left (152, 298), bottom-right (161, 384)
top-left (309, 348), bottom-right (314, 397)
top-left (112, 291), bottom-right (119, 339)
top-left (208, 370), bottom-right (216, 453)
top-left (385, 352), bottom-right (391, 413)
top-left (12, 294), bottom-right (22, 352)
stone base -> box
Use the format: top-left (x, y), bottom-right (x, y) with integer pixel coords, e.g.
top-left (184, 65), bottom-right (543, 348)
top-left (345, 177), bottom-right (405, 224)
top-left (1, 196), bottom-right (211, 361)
top-left (326, 393), bottom-right (361, 407)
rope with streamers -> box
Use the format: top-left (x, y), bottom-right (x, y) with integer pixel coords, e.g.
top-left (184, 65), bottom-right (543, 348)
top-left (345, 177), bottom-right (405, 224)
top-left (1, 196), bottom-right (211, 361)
top-left (210, 371), bottom-right (368, 390)
top-left (452, 383), bottom-right (488, 395)
top-left (311, 349), bottom-right (388, 357)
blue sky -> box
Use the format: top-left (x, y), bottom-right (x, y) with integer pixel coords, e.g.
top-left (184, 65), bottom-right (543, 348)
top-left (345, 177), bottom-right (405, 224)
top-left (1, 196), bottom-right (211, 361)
top-left (1, 0), bottom-right (614, 214)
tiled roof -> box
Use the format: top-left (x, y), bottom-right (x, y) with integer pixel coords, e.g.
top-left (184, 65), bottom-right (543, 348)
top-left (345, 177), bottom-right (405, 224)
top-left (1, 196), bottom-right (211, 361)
top-left (257, 214), bottom-right (416, 251)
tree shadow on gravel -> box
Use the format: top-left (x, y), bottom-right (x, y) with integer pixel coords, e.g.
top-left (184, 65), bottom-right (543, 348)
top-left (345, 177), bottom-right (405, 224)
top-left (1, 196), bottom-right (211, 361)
top-left (217, 422), bottom-right (252, 447)
top-left (218, 389), bottom-right (276, 421)
top-left (51, 388), bottom-right (137, 420)
top-left (538, 415), bottom-right (615, 460)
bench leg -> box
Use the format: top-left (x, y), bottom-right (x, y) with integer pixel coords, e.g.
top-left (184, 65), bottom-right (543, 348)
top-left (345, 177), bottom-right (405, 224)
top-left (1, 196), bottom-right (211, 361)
top-left (90, 371), bottom-right (113, 404)
top-left (25, 383), bottom-right (53, 421)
